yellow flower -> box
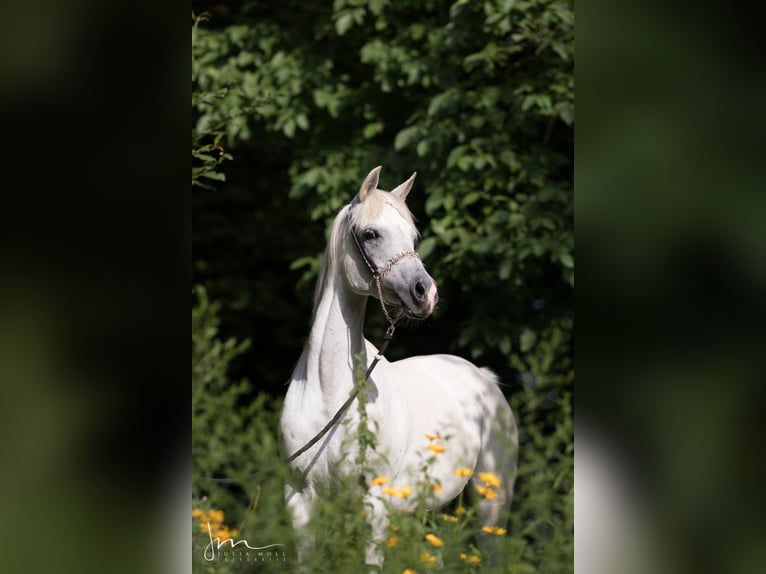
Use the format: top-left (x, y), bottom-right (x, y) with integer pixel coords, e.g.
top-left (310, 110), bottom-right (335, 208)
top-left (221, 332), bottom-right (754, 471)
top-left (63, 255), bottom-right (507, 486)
top-left (478, 472), bottom-right (501, 488)
top-left (441, 513), bottom-right (458, 522)
top-left (403, 570), bottom-right (417, 574)
top-left (475, 485), bottom-right (499, 500)
top-left (198, 522), bottom-right (209, 533)
top-left (482, 526), bottom-right (507, 536)
top-left (456, 506), bottom-right (467, 515)
top-left (426, 443), bottom-right (445, 455)
top-left (386, 535), bottom-right (399, 547)
top-left (397, 485), bottom-right (413, 499)
top-left (425, 433), bottom-right (441, 441)
top-left (432, 483), bottom-right (443, 493)
top-left (460, 552), bottom-right (482, 564)
top-left (370, 476), bottom-right (391, 487)
top-left (424, 533), bottom-right (444, 547)
top-left (454, 467), bottom-right (473, 478)
top-left (192, 508), bottom-right (204, 518)
top-left (420, 552), bottom-right (437, 565)
top-left (211, 527), bottom-right (232, 540)
top-left (208, 509), bottom-right (224, 524)
top-left (382, 486), bottom-right (399, 497)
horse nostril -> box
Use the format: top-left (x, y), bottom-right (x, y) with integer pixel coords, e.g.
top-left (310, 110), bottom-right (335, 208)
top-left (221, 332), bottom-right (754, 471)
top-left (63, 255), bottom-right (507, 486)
top-left (414, 280), bottom-right (426, 299)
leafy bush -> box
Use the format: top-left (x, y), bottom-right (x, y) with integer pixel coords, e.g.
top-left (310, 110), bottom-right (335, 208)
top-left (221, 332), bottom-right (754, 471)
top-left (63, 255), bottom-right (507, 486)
top-left (192, 286), bottom-right (292, 574)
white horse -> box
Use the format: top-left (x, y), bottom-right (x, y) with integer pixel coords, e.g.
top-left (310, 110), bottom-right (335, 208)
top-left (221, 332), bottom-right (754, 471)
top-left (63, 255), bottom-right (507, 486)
top-left (280, 166), bottom-right (518, 569)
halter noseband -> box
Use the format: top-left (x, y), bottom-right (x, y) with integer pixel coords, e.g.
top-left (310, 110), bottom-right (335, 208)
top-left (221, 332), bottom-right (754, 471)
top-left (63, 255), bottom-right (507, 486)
top-left (347, 211), bottom-right (420, 329)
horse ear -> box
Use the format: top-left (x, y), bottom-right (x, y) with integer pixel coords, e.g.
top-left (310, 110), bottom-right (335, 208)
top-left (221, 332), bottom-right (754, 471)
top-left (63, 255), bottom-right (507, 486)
top-left (358, 166), bottom-right (382, 202)
top-left (391, 172), bottom-right (416, 202)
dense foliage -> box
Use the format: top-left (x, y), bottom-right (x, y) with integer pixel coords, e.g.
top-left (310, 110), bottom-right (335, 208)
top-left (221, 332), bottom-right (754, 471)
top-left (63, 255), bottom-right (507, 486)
top-left (192, 0), bottom-right (573, 571)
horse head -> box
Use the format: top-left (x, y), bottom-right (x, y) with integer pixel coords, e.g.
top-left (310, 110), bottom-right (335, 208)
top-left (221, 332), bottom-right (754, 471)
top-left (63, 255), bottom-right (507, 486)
top-left (344, 166), bottom-right (438, 319)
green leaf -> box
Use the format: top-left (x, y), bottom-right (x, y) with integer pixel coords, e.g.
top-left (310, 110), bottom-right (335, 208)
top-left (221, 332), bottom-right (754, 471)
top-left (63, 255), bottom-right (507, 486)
top-left (362, 122), bottom-right (383, 139)
top-left (446, 145), bottom-right (468, 168)
top-left (335, 13), bottom-right (354, 36)
top-left (456, 156), bottom-right (473, 172)
top-left (416, 237), bottom-right (437, 260)
top-left (462, 192), bottom-right (481, 207)
top-left (394, 126), bottom-right (420, 150)
top-left (427, 90), bottom-right (456, 116)
top-left (498, 260), bottom-right (512, 280)
top-left (295, 113), bottom-right (309, 131)
top-left (283, 119), bottom-right (296, 138)
top-left (559, 253), bottom-right (574, 268)
top-left (520, 330), bottom-right (537, 352)
top-left (425, 193), bottom-right (443, 215)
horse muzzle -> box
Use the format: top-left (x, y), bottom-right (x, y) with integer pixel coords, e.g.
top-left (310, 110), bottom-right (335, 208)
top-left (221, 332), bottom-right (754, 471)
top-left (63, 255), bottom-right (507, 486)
top-left (404, 274), bottom-right (438, 318)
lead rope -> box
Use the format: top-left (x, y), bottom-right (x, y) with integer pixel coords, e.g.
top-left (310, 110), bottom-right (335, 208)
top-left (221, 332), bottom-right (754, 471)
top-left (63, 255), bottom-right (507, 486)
top-left (209, 217), bottom-right (416, 484)
top-left (284, 320), bottom-right (397, 464)
top-left (211, 307), bottom-right (399, 484)
top-left (285, 218), bottom-right (418, 463)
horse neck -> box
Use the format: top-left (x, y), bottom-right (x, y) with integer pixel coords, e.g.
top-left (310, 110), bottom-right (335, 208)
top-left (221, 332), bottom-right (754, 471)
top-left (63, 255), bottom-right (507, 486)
top-left (305, 271), bottom-right (368, 407)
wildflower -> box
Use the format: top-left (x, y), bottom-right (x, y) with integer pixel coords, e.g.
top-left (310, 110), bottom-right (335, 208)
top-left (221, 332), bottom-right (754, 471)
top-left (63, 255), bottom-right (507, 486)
top-left (192, 508), bottom-right (204, 518)
top-left (208, 509), bottom-right (224, 524)
top-left (382, 486), bottom-right (399, 497)
top-left (478, 472), bottom-right (501, 488)
top-left (403, 570), bottom-right (417, 574)
top-left (454, 467), bottom-right (473, 478)
top-left (370, 476), bottom-right (391, 487)
top-left (425, 433), bottom-right (441, 441)
top-left (482, 525), bottom-right (507, 536)
top-left (386, 535), bottom-right (399, 547)
top-left (475, 485), bottom-right (499, 500)
top-left (456, 506), bottom-right (467, 515)
top-left (211, 527), bottom-right (233, 541)
top-left (420, 552), bottom-right (437, 565)
top-left (432, 483), bottom-right (443, 494)
top-left (397, 485), bottom-right (413, 499)
top-left (426, 443), bottom-right (445, 455)
top-left (460, 552), bottom-right (482, 564)
top-left (424, 533), bottom-right (444, 547)
top-left (441, 513), bottom-right (458, 522)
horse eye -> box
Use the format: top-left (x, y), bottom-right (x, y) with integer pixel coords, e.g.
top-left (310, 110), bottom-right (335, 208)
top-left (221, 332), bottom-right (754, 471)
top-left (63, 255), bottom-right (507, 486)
top-left (363, 229), bottom-right (377, 241)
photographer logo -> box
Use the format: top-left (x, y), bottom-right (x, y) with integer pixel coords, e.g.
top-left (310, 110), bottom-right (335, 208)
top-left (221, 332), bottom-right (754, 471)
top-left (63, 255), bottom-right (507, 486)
top-left (203, 522), bottom-right (287, 563)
